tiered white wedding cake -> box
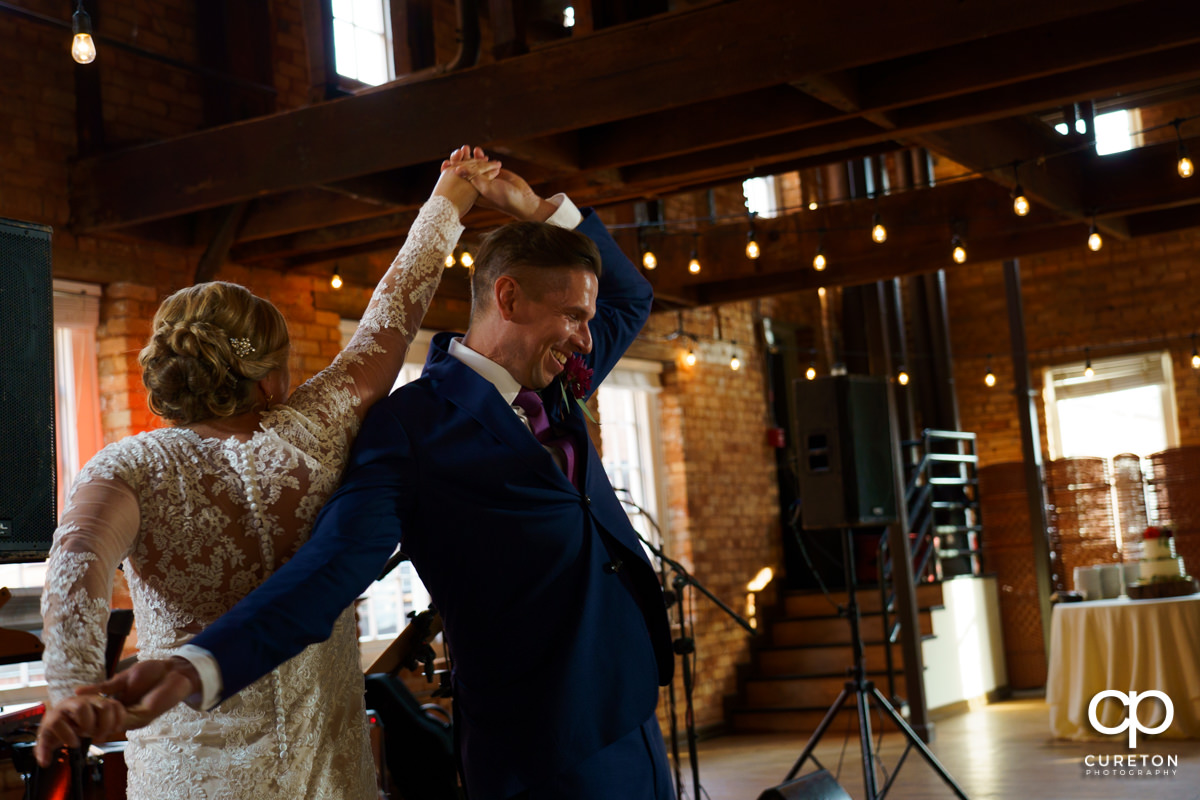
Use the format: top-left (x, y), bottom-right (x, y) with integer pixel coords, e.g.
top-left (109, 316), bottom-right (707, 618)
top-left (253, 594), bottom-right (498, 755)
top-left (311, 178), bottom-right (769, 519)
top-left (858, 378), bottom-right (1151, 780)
top-left (1128, 527), bottom-right (1198, 598)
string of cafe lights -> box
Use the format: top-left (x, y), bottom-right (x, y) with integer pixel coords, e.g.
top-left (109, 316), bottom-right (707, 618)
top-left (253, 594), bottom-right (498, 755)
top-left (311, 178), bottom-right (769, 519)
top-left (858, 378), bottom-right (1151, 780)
top-left (610, 113), bottom-right (1198, 276)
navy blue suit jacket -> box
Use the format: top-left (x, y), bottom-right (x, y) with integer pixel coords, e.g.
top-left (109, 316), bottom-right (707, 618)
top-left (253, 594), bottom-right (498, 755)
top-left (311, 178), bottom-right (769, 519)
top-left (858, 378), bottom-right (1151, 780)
top-left (189, 209), bottom-right (674, 799)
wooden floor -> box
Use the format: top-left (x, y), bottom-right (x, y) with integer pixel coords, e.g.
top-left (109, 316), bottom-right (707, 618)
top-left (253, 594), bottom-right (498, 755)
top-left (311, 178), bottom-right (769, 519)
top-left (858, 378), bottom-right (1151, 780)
top-left (674, 698), bottom-right (1200, 800)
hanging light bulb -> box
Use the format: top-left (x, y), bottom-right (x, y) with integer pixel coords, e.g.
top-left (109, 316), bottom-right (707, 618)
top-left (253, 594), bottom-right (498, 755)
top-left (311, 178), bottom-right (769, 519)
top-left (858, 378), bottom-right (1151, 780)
top-left (871, 213), bottom-right (887, 244)
top-left (688, 234), bottom-right (701, 274)
top-left (817, 286), bottom-right (826, 299)
top-left (684, 349), bottom-right (697, 367)
top-left (984, 354), bottom-right (996, 387)
top-left (730, 347), bottom-right (741, 372)
top-left (1175, 120), bottom-right (1194, 178)
top-left (805, 362), bottom-right (817, 381)
top-left (642, 249), bottom-right (657, 270)
top-left (951, 236), bottom-right (967, 264)
top-left (1087, 220), bottom-right (1103, 252)
top-left (897, 367), bottom-right (910, 386)
top-left (1010, 164), bottom-right (1029, 216)
top-left (1012, 187), bottom-right (1030, 217)
top-left (445, 252), bottom-right (456, 268)
top-left (330, 265), bottom-right (343, 290)
top-left (745, 213), bottom-right (761, 259)
top-left (808, 201), bottom-right (819, 211)
top-left (745, 235), bottom-right (761, 260)
top-left (1192, 334), bottom-right (1199, 369)
top-left (460, 250), bottom-right (474, 268)
top-left (71, 2), bottom-right (97, 64)
top-left (1084, 347), bottom-right (1094, 379)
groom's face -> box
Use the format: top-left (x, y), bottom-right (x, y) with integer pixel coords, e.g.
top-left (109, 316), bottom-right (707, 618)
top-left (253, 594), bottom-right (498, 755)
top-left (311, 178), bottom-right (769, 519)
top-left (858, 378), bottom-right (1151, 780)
top-left (507, 267), bottom-right (597, 389)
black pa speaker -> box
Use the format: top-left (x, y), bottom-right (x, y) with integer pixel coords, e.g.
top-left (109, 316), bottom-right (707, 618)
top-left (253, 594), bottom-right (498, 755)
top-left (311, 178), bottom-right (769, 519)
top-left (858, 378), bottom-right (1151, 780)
top-left (757, 769), bottom-right (853, 800)
top-left (796, 375), bottom-right (898, 529)
top-left (0, 218), bottom-right (56, 560)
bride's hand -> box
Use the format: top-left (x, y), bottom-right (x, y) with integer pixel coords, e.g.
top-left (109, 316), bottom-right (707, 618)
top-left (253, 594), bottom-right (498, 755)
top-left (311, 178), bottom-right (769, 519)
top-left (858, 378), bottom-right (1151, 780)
top-left (458, 159), bottom-right (557, 222)
top-left (434, 145), bottom-right (501, 218)
top-left (34, 693), bottom-right (126, 766)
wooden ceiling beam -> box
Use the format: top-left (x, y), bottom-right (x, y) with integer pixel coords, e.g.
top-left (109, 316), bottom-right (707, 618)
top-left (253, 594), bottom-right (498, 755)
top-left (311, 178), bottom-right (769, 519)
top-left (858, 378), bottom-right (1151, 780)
top-left (70, 0), bottom-right (1142, 231)
top-left (857, 3), bottom-right (1200, 112)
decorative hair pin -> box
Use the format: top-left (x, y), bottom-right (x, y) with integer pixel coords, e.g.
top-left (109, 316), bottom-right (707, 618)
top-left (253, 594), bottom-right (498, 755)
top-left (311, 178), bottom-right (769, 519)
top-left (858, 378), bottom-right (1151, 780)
top-left (229, 337), bottom-right (255, 358)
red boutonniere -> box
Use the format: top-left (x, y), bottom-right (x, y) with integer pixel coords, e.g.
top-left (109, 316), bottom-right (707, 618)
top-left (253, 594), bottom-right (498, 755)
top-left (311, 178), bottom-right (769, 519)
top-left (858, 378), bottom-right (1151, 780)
top-left (1144, 526), bottom-right (1172, 539)
top-left (561, 354), bottom-right (597, 423)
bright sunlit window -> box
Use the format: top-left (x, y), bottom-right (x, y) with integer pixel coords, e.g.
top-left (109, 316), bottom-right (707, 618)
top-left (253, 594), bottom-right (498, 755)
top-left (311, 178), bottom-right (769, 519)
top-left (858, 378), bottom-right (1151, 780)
top-left (597, 359), bottom-right (667, 552)
top-left (1052, 109), bottom-right (1141, 156)
top-left (1043, 351), bottom-right (1179, 460)
top-left (332, 0), bottom-right (392, 86)
top-left (743, 176), bottom-right (781, 218)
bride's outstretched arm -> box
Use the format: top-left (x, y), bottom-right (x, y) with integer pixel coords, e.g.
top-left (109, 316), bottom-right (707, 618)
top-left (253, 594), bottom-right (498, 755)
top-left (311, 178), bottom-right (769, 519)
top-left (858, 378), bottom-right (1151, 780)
top-left (35, 475), bottom-right (140, 764)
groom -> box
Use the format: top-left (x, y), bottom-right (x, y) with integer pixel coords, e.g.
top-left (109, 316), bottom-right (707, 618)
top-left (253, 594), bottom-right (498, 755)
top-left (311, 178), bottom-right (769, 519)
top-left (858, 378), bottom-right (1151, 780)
top-left (72, 164), bottom-right (675, 799)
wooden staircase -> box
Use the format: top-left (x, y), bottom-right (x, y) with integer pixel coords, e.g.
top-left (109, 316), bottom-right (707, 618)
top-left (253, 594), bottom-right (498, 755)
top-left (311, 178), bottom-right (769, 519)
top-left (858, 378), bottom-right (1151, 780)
top-left (727, 582), bottom-right (944, 733)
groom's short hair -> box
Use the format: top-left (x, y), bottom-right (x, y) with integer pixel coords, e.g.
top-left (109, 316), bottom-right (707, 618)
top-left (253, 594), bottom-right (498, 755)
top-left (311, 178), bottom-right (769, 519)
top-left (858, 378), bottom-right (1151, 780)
top-left (470, 221), bottom-right (602, 318)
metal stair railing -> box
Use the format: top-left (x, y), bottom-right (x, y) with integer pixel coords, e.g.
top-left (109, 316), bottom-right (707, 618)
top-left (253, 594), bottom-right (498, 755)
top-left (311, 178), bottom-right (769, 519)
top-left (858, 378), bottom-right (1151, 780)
top-left (877, 429), bottom-right (983, 703)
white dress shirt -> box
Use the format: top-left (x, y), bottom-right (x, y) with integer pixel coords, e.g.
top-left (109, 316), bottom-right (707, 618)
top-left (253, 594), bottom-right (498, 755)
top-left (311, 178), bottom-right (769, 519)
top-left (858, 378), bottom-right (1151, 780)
top-left (176, 194), bottom-right (583, 710)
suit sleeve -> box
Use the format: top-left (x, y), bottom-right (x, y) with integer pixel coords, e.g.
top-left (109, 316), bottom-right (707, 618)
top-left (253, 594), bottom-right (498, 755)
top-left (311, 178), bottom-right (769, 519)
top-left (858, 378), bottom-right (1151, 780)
top-left (188, 401), bottom-right (416, 701)
top-left (576, 208), bottom-right (653, 392)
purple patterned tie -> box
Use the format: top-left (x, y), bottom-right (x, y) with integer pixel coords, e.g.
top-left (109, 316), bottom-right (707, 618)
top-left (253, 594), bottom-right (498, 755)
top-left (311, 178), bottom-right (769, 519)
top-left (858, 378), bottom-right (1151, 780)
top-left (513, 388), bottom-right (578, 487)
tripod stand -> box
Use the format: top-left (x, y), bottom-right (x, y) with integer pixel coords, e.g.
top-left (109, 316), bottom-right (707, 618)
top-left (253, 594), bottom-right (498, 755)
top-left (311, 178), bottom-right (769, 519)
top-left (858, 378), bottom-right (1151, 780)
top-left (783, 528), bottom-right (969, 800)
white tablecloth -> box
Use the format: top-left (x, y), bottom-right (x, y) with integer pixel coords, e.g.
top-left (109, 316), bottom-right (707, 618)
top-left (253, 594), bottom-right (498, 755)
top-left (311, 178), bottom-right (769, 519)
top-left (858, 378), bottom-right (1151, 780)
top-left (1047, 594), bottom-right (1200, 739)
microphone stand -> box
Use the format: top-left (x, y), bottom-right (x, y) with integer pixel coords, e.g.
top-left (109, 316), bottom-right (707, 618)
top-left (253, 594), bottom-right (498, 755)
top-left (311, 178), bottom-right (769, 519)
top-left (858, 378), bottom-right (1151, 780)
top-left (616, 492), bottom-right (757, 800)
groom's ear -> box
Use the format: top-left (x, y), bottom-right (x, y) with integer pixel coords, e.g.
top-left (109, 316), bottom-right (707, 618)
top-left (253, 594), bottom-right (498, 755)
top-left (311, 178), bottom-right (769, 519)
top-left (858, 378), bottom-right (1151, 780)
top-left (494, 275), bottom-right (519, 321)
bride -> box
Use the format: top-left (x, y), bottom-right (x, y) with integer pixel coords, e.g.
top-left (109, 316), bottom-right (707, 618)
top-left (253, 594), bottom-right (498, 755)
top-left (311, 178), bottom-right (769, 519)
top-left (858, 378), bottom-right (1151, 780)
top-left (35, 147), bottom-right (496, 799)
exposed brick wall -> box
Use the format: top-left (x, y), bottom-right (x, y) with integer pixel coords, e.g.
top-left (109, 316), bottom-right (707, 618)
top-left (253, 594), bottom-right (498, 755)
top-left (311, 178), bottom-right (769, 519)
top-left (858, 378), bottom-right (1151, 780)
top-left (947, 226), bottom-right (1200, 468)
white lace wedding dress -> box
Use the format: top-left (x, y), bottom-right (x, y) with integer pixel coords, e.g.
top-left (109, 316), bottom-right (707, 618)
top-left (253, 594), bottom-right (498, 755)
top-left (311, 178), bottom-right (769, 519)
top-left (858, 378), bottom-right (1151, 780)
top-left (41, 196), bottom-right (462, 800)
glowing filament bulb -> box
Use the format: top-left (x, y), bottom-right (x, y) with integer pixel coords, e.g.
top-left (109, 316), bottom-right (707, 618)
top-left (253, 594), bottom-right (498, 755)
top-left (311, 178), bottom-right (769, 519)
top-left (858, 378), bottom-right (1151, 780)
top-left (1192, 352), bottom-right (1199, 370)
top-left (730, 354), bottom-right (741, 371)
top-left (71, 7), bottom-right (96, 64)
top-left (330, 268), bottom-right (343, 290)
top-left (642, 250), bottom-right (657, 270)
top-left (871, 213), bottom-right (887, 244)
top-left (897, 368), bottom-right (910, 386)
top-left (806, 363), bottom-right (817, 381)
top-left (1085, 364), bottom-right (1094, 378)
top-left (745, 238), bottom-right (761, 259)
top-left (808, 201), bottom-right (819, 211)
top-left (1088, 230), bottom-right (1103, 252)
top-left (684, 349), bottom-right (697, 367)
top-left (460, 251), bottom-right (474, 268)
top-left (445, 253), bottom-right (456, 268)
top-left (952, 240), bottom-right (967, 264)
top-left (72, 32), bottom-right (96, 64)
top-left (813, 250), bottom-right (827, 271)
top-left (1180, 155), bottom-right (1194, 179)
top-left (817, 286), bottom-right (826, 299)
top-left (985, 370), bottom-right (996, 388)
top-left (688, 256), bottom-right (701, 274)
top-left (1013, 191), bottom-right (1030, 217)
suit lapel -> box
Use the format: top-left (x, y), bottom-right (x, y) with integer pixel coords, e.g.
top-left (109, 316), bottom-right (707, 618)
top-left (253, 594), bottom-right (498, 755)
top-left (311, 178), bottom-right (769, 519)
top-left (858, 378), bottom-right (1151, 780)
top-left (424, 333), bottom-right (580, 493)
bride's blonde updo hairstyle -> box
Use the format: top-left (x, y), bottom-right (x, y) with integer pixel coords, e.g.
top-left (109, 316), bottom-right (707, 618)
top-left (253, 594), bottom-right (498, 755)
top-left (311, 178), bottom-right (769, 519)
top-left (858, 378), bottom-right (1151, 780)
top-left (139, 282), bottom-right (290, 424)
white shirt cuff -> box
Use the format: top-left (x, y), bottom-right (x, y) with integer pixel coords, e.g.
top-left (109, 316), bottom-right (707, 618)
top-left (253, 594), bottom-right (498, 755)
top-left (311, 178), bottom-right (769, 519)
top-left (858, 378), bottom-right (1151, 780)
top-left (544, 194), bottom-right (583, 230)
top-left (174, 644), bottom-right (223, 711)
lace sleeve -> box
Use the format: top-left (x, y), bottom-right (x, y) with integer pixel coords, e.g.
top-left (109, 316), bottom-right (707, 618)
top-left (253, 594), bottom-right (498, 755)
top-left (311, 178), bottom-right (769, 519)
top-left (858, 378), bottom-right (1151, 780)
top-left (41, 476), bottom-right (141, 706)
top-left (285, 195), bottom-right (462, 435)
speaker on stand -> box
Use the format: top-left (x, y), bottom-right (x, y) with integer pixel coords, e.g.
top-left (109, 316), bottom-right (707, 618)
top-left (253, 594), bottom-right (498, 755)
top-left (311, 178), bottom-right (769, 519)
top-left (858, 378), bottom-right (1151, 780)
top-left (0, 218), bottom-right (56, 561)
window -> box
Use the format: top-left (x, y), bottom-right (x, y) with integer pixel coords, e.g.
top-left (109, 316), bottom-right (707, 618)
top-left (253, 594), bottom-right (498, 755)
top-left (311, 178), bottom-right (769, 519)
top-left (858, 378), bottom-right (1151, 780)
top-left (332, 0), bottom-right (392, 87)
top-left (1052, 109), bottom-right (1142, 156)
top-left (0, 282), bottom-right (102, 700)
top-left (1043, 351), bottom-right (1179, 461)
top-left (597, 359), bottom-right (668, 552)
top-left (743, 176), bottom-right (781, 218)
